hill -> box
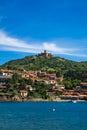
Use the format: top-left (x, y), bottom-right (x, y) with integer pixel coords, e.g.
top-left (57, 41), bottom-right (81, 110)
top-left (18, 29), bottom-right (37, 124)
top-left (1, 51), bottom-right (87, 81)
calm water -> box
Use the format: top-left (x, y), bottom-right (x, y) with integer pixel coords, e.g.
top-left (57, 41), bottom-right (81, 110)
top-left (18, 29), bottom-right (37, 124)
top-left (0, 102), bottom-right (87, 130)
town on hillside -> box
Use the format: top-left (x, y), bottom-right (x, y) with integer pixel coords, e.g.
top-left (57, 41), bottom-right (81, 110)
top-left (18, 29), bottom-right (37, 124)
top-left (0, 66), bottom-right (87, 101)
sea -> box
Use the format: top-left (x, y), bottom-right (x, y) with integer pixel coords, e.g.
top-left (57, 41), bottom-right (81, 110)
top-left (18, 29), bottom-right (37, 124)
top-left (0, 102), bottom-right (87, 130)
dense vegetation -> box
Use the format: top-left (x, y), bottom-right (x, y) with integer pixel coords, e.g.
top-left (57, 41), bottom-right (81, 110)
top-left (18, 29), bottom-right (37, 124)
top-left (1, 54), bottom-right (87, 82)
top-left (6, 73), bottom-right (51, 99)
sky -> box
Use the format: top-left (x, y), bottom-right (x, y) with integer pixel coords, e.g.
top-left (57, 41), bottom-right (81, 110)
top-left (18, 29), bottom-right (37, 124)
top-left (0, 0), bottom-right (87, 65)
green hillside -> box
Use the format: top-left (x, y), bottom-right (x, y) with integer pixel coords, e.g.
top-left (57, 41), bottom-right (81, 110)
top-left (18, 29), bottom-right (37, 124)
top-left (1, 52), bottom-right (87, 81)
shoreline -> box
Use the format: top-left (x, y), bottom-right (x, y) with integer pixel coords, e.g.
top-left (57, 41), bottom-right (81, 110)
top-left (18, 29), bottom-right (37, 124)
top-left (0, 94), bottom-right (87, 102)
top-left (0, 98), bottom-right (87, 102)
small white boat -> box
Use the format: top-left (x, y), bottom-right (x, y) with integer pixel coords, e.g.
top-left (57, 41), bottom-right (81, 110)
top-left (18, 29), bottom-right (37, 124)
top-left (72, 100), bottom-right (77, 103)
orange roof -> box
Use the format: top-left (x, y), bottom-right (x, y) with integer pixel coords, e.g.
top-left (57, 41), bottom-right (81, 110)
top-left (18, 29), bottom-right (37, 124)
top-left (1, 69), bottom-right (13, 73)
top-left (20, 90), bottom-right (27, 93)
top-left (81, 82), bottom-right (87, 85)
top-left (0, 86), bottom-right (7, 89)
top-left (58, 84), bottom-right (65, 86)
top-left (79, 94), bottom-right (87, 97)
top-left (52, 88), bottom-right (63, 92)
top-left (26, 85), bottom-right (32, 88)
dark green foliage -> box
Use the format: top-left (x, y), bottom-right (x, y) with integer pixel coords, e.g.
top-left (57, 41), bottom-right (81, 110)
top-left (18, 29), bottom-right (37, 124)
top-left (6, 73), bottom-right (26, 91)
top-left (5, 73), bottom-right (50, 99)
top-left (63, 78), bottom-right (80, 89)
top-left (31, 81), bottom-right (50, 99)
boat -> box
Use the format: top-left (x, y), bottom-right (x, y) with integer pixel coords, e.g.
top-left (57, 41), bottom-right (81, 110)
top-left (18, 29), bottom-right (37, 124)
top-left (72, 100), bottom-right (77, 103)
top-left (67, 100), bottom-right (77, 103)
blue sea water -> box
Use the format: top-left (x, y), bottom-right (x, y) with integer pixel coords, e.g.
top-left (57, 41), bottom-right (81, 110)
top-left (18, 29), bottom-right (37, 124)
top-left (0, 102), bottom-right (87, 130)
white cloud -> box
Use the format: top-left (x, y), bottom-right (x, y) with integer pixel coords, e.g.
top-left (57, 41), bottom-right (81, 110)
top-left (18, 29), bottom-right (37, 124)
top-left (0, 30), bottom-right (87, 57)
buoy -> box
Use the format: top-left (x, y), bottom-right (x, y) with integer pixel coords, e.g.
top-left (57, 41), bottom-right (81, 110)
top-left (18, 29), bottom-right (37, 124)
top-left (53, 108), bottom-right (55, 112)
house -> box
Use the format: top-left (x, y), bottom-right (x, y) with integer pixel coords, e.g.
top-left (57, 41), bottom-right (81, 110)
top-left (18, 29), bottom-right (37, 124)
top-left (37, 71), bottom-right (46, 77)
top-left (0, 69), bottom-right (13, 76)
top-left (0, 85), bottom-right (7, 90)
top-left (0, 76), bottom-right (7, 82)
top-left (20, 71), bottom-right (37, 79)
top-left (22, 74), bottom-right (30, 78)
top-left (44, 80), bottom-right (50, 84)
top-left (55, 84), bottom-right (65, 89)
top-left (56, 77), bottom-right (63, 82)
top-left (0, 75), bottom-right (11, 85)
top-left (50, 80), bottom-right (56, 84)
top-left (20, 90), bottom-right (28, 97)
top-left (26, 85), bottom-right (33, 91)
top-left (52, 88), bottom-right (63, 93)
top-left (37, 71), bottom-right (56, 80)
top-left (60, 95), bottom-right (78, 100)
top-left (45, 80), bottom-right (56, 84)
top-left (80, 82), bottom-right (87, 90)
top-left (79, 94), bottom-right (87, 100)
top-left (62, 90), bottom-right (80, 97)
top-left (45, 74), bottom-right (56, 79)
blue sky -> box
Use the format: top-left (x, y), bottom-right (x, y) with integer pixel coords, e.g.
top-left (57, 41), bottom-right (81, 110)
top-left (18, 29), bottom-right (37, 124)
top-left (0, 0), bottom-right (87, 65)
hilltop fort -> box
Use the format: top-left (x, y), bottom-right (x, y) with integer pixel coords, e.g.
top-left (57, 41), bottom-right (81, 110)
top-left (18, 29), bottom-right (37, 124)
top-left (38, 50), bottom-right (52, 57)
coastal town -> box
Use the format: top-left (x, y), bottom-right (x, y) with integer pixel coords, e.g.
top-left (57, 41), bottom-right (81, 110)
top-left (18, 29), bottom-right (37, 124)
top-left (0, 67), bottom-right (87, 101)
top-left (0, 51), bottom-right (87, 102)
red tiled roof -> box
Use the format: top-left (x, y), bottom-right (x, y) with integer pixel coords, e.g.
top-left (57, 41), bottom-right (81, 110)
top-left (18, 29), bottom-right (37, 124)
top-left (20, 90), bottom-right (27, 93)
top-left (1, 69), bottom-right (13, 73)
top-left (0, 86), bottom-right (7, 89)
top-left (58, 84), bottom-right (65, 87)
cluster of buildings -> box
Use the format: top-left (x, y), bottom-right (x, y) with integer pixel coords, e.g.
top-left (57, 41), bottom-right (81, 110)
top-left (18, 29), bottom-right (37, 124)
top-left (0, 69), bottom-right (87, 100)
